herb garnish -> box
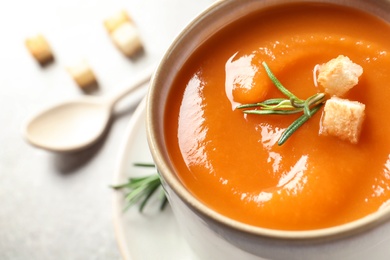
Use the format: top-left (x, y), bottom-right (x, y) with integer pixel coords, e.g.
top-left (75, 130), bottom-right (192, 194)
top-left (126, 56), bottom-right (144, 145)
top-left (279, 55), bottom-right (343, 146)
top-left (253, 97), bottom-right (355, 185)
top-left (112, 163), bottom-right (167, 212)
top-left (237, 62), bottom-right (326, 145)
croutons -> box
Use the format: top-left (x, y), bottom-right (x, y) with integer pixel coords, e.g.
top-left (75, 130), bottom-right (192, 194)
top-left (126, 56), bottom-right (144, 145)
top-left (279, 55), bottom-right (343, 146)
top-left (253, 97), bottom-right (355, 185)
top-left (110, 22), bottom-right (143, 57)
top-left (317, 55), bottom-right (363, 97)
top-left (104, 10), bottom-right (143, 57)
top-left (66, 60), bottom-right (98, 90)
top-left (319, 97), bottom-right (365, 144)
top-left (103, 10), bottom-right (132, 33)
top-left (25, 34), bottom-right (54, 65)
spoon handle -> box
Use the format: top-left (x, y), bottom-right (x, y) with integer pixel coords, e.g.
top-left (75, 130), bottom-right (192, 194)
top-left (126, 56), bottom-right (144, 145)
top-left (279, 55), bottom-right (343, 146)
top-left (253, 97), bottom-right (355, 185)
top-left (108, 64), bottom-right (156, 107)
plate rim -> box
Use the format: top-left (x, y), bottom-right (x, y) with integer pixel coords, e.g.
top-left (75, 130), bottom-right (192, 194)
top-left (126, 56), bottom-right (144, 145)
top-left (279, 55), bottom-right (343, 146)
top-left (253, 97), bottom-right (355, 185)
top-left (112, 98), bottom-right (147, 260)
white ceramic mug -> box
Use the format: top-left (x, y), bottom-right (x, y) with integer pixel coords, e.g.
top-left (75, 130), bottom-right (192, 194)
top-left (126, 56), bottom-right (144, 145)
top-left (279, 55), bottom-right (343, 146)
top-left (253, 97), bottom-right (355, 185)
top-left (146, 0), bottom-right (390, 259)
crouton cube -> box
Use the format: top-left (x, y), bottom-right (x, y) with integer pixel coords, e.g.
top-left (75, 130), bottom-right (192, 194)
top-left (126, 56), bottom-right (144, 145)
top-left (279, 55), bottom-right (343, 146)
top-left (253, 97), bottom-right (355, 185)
top-left (66, 60), bottom-right (97, 89)
top-left (104, 10), bottom-right (132, 34)
top-left (110, 22), bottom-right (142, 57)
top-left (319, 97), bottom-right (365, 144)
top-left (317, 55), bottom-right (363, 97)
top-left (25, 34), bottom-right (54, 65)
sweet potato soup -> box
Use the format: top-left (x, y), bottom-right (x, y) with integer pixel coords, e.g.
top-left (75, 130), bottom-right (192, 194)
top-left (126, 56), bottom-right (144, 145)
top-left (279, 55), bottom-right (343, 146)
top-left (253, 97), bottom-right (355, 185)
top-left (164, 3), bottom-right (390, 230)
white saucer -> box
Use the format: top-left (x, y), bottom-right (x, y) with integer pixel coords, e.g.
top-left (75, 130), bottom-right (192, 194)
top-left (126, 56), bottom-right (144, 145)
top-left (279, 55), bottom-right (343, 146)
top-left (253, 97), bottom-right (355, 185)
top-left (112, 99), bottom-right (195, 260)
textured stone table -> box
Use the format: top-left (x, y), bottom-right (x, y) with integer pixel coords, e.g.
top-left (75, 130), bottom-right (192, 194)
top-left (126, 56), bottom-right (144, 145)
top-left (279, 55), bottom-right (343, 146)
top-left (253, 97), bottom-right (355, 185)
top-left (0, 0), bottom-right (213, 259)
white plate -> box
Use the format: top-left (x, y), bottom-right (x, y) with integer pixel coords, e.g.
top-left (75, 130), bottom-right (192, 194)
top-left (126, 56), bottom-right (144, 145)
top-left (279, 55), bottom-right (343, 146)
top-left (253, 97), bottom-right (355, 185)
top-left (112, 99), bottom-right (195, 260)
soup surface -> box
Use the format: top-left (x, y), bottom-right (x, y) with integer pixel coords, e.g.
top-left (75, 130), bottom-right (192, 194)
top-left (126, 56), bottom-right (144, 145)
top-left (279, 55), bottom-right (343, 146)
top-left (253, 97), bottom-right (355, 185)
top-left (164, 3), bottom-right (390, 230)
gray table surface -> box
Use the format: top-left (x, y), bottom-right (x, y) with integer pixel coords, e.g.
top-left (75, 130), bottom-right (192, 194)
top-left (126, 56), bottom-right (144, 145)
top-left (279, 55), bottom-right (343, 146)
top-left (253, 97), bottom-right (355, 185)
top-left (0, 0), bottom-right (214, 259)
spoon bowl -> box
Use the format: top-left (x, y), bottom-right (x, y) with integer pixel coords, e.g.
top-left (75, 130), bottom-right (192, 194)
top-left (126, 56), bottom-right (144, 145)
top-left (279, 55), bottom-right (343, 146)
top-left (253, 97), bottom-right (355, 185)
top-left (23, 66), bottom-right (154, 153)
top-left (24, 98), bottom-right (111, 152)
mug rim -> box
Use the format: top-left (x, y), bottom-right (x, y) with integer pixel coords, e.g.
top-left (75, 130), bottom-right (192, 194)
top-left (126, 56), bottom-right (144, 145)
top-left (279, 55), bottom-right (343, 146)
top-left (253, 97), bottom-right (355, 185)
top-left (146, 0), bottom-right (390, 241)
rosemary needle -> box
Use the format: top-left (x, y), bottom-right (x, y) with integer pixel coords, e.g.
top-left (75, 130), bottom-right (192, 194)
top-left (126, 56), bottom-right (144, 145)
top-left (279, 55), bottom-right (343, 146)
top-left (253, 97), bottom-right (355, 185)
top-left (112, 163), bottom-right (167, 212)
top-left (237, 62), bottom-right (326, 145)
top-left (278, 103), bottom-right (323, 145)
top-left (262, 61), bottom-right (301, 101)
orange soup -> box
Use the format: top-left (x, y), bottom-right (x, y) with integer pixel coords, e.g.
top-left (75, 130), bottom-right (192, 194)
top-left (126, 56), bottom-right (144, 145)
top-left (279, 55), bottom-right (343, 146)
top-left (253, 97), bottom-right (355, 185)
top-left (164, 3), bottom-right (390, 230)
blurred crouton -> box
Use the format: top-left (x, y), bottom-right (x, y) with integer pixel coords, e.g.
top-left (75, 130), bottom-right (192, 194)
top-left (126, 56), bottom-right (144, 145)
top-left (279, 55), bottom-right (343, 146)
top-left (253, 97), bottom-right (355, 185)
top-left (110, 22), bottom-right (143, 57)
top-left (317, 55), bottom-right (363, 97)
top-left (104, 10), bottom-right (143, 58)
top-left (104, 10), bottom-right (132, 34)
top-left (66, 59), bottom-right (97, 90)
top-left (25, 34), bottom-right (54, 65)
top-left (319, 97), bottom-right (365, 144)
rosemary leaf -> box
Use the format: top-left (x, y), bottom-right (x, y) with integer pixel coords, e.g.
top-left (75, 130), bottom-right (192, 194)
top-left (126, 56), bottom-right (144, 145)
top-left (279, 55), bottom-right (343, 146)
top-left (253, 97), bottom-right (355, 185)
top-left (262, 61), bottom-right (301, 101)
top-left (160, 195), bottom-right (169, 210)
top-left (133, 162), bottom-right (155, 167)
top-left (278, 103), bottom-right (323, 145)
top-left (112, 163), bottom-right (167, 212)
top-left (237, 98), bottom-right (288, 109)
top-left (243, 109), bottom-right (303, 115)
top-left (139, 180), bottom-right (162, 212)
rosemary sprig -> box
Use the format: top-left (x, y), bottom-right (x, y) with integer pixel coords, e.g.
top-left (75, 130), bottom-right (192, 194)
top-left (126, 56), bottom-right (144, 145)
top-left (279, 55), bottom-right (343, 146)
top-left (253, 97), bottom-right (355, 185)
top-left (237, 62), bottom-right (326, 145)
top-left (112, 163), bottom-right (167, 212)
